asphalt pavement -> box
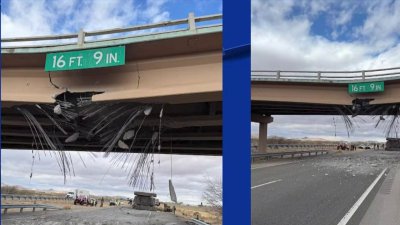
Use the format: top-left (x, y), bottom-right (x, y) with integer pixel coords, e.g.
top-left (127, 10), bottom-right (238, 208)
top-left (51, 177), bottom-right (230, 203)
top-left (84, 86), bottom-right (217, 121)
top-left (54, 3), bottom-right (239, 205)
top-left (252, 150), bottom-right (400, 225)
top-left (1, 206), bottom-right (186, 225)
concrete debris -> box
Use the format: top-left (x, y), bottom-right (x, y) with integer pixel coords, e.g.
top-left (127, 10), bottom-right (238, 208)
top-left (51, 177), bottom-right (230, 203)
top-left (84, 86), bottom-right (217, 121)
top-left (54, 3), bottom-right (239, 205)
top-left (169, 179), bottom-right (177, 203)
top-left (65, 132), bottom-right (79, 143)
top-left (144, 106), bottom-right (152, 116)
top-left (118, 140), bottom-right (129, 149)
top-left (17, 94), bottom-right (164, 190)
top-left (312, 151), bottom-right (400, 176)
top-left (2, 207), bottom-right (186, 225)
top-left (386, 138), bottom-right (400, 151)
top-left (122, 129), bottom-right (135, 140)
top-left (54, 104), bottom-right (62, 115)
top-left (132, 191), bottom-right (157, 211)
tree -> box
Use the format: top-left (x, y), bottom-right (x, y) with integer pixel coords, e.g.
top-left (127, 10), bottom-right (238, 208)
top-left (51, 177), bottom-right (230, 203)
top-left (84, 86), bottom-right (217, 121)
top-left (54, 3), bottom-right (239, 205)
top-left (202, 177), bottom-right (222, 214)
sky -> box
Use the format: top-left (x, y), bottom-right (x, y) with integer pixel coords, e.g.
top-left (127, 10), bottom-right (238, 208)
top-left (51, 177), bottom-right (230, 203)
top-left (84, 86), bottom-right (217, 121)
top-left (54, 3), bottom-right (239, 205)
top-left (1, 0), bottom-right (222, 44)
top-left (251, 0), bottom-right (400, 142)
top-left (251, 115), bottom-right (399, 142)
top-left (1, 0), bottom-right (222, 205)
top-left (1, 150), bottom-right (222, 205)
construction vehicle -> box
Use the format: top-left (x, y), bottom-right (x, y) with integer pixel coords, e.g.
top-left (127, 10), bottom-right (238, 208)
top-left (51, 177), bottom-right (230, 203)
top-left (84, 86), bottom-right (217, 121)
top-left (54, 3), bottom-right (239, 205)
top-left (163, 203), bottom-right (172, 212)
top-left (73, 189), bottom-right (90, 205)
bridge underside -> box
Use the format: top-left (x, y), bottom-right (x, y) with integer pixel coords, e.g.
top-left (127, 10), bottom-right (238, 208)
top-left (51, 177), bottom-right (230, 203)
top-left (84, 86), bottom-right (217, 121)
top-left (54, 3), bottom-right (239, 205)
top-left (2, 30), bottom-right (222, 156)
top-left (251, 78), bottom-right (400, 152)
top-left (252, 80), bottom-right (400, 105)
top-left (2, 101), bottom-right (222, 155)
top-left (252, 101), bottom-right (400, 116)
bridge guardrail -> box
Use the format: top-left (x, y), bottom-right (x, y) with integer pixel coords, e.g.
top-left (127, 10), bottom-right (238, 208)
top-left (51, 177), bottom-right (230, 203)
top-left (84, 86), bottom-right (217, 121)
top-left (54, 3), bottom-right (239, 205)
top-left (252, 144), bottom-right (336, 151)
top-left (251, 67), bottom-right (400, 82)
top-left (188, 218), bottom-right (210, 225)
top-left (1, 13), bottom-right (222, 48)
top-left (1, 204), bottom-right (62, 214)
top-left (1, 194), bottom-right (68, 201)
top-left (252, 150), bottom-right (329, 162)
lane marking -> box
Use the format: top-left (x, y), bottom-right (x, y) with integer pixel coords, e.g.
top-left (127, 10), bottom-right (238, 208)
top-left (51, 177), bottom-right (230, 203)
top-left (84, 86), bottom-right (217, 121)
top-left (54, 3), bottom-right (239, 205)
top-left (251, 179), bottom-right (282, 189)
top-left (337, 168), bottom-right (387, 225)
top-left (251, 161), bottom-right (299, 170)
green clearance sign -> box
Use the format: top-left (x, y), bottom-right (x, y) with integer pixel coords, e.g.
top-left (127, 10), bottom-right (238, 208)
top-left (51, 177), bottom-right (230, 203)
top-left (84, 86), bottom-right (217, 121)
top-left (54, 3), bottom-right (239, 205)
top-left (348, 81), bottom-right (384, 94)
top-left (45, 46), bottom-right (125, 71)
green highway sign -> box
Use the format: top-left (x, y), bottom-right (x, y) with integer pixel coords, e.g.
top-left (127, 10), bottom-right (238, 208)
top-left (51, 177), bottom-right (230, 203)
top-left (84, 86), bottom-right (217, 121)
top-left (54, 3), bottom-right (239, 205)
top-left (45, 46), bottom-right (125, 71)
top-left (348, 81), bottom-right (384, 94)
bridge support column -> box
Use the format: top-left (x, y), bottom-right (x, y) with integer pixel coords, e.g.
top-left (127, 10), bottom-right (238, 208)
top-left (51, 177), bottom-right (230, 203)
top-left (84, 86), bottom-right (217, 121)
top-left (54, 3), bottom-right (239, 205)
top-left (259, 122), bottom-right (268, 152)
top-left (252, 114), bottom-right (273, 152)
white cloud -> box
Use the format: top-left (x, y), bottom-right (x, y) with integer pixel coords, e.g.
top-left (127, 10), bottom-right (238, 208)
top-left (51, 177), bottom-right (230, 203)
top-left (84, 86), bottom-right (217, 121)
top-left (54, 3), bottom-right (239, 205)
top-left (358, 0), bottom-right (400, 47)
top-left (251, 0), bottom-right (400, 71)
top-left (251, 115), bottom-right (395, 142)
top-left (1, 0), bottom-right (170, 40)
top-left (143, 0), bottom-right (170, 23)
top-left (1, 0), bottom-right (53, 38)
top-left (251, 1), bottom-right (400, 142)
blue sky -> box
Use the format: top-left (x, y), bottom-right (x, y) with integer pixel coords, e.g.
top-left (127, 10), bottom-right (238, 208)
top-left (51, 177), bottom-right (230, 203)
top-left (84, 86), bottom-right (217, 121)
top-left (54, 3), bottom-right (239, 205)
top-left (251, 0), bottom-right (400, 141)
top-left (1, 0), bottom-right (222, 38)
top-left (1, 0), bottom-right (222, 205)
top-left (289, 2), bottom-right (369, 43)
top-left (252, 0), bottom-right (400, 71)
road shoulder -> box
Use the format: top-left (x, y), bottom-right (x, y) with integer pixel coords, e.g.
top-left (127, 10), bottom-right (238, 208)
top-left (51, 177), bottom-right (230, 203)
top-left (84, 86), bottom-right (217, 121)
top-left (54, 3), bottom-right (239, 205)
top-left (359, 165), bottom-right (400, 225)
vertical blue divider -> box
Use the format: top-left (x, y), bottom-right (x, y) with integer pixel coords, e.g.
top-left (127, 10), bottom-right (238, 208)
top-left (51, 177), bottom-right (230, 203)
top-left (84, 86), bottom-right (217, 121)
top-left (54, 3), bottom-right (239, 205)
top-left (223, 0), bottom-right (251, 224)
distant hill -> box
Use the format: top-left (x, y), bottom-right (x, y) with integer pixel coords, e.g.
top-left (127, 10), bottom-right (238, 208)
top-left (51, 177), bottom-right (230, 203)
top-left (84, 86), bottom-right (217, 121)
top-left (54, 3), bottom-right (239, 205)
top-left (1, 184), bottom-right (129, 200)
top-left (251, 136), bottom-right (382, 146)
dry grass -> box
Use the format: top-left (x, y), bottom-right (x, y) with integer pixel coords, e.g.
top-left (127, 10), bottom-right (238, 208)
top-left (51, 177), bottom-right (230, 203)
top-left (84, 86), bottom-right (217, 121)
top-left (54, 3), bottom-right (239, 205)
top-left (1, 198), bottom-right (126, 215)
top-left (163, 204), bottom-right (222, 225)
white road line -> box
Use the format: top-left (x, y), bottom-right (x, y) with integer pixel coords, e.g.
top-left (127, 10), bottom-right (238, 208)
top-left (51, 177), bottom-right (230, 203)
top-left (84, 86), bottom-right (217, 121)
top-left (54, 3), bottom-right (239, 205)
top-left (251, 179), bottom-right (282, 189)
top-left (337, 168), bottom-right (388, 225)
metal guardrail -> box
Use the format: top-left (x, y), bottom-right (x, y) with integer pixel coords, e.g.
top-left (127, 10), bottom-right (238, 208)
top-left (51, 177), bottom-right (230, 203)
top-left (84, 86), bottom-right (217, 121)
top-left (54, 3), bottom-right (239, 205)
top-left (252, 144), bottom-right (336, 151)
top-left (188, 218), bottom-right (210, 225)
top-left (251, 150), bottom-right (329, 162)
top-left (1, 194), bottom-right (67, 201)
top-left (251, 67), bottom-right (400, 82)
top-left (2, 204), bottom-right (62, 214)
top-left (1, 13), bottom-right (222, 48)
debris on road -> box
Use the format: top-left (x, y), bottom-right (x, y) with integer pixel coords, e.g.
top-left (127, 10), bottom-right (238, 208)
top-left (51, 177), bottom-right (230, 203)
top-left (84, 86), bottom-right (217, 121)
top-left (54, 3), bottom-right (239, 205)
top-left (132, 191), bottom-right (157, 211)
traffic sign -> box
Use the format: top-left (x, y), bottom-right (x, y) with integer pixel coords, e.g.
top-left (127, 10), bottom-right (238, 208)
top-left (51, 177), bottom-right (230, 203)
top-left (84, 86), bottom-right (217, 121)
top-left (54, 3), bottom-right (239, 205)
top-left (348, 81), bottom-right (384, 94)
top-left (45, 46), bottom-right (125, 71)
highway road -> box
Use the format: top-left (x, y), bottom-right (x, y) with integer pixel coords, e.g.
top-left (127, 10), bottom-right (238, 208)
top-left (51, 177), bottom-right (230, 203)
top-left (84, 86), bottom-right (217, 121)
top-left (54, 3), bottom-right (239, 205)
top-left (252, 150), bottom-right (400, 225)
top-left (1, 206), bottom-right (186, 225)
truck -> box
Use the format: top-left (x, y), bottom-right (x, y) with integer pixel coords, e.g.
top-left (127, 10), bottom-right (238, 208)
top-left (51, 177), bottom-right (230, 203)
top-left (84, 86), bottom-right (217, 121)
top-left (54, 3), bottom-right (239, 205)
top-left (386, 138), bottom-right (399, 151)
top-left (65, 191), bottom-right (75, 199)
top-left (72, 189), bottom-right (90, 205)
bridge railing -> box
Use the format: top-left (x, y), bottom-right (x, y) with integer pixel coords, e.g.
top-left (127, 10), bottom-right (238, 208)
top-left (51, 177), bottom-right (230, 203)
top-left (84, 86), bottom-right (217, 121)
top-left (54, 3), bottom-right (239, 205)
top-left (1, 194), bottom-right (68, 201)
top-left (252, 67), bottom-right (400, 82)
top-left (2, 204), bottom-right (62, 214)
top-left (251, 144), bottom-right (337, 151)
top-left (252, 150), bottom-right (330, 163)
top-left (188, 218), bottom-right (210, 225)
top-left (1, 13), bottom-right (222, 48)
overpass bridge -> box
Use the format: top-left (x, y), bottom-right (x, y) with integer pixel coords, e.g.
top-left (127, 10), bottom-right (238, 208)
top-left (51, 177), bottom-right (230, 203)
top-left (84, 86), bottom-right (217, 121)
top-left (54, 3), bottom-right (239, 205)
top-left (1, 13), bottom-right (222, 155)
top-left (252, 68), bottom-right (400, 151)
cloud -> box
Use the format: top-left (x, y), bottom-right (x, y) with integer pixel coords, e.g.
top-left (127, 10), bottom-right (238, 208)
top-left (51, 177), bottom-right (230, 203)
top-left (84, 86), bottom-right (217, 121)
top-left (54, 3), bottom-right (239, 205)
top-left (1, 0), bottom-right (170, 39)
top-left (1, 0), bottom-right (53, 38)
top-left (251, 115), bottom-right (395, 142)
top-left (251, 0), bottom-right (400, 70)
top-left (357, 0), bottom-right (400, 48)
top-left (1, 150), bottom-right (221, 205)
top-left (251, 1), bottom-right (400, 142)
